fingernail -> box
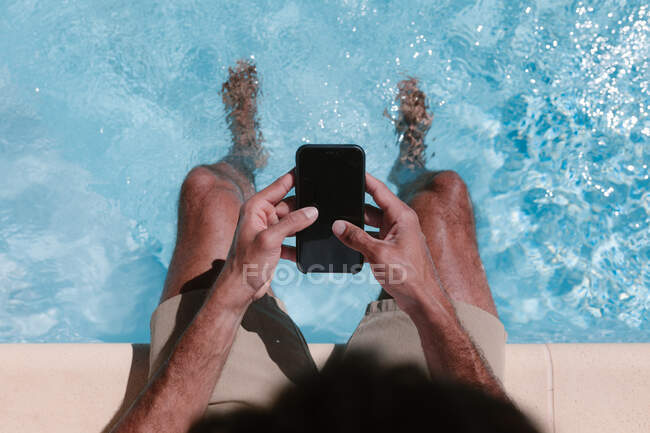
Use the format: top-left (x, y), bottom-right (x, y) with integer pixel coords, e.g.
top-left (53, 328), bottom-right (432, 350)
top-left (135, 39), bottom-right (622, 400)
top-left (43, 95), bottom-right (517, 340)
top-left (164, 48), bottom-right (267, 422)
top-left (332, 220), bottom-right (346, 235)
top-left (304, 206), bottom-right (318, 219)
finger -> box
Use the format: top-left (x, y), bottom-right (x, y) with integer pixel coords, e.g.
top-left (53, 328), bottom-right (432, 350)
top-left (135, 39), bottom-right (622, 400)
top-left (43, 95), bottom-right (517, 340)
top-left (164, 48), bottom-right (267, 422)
top-left (365, 172), bottom-right (405, 210)
top-left (266, 206), bottom-right (318, 240)
top-left (368, 231), bottom-right (382, 239)
top-left (364, 204), bottom-right (383, 227)
top-left (332, 220), bottom-right (379, 257)
top-left (257, 168), bottom-right (296, 204)
top-left (275, 196), bottom-right (296, 219)
top-left (281, 244), bottom-right (296, 262)
top-left (257, 200), bottom-right (280, 225)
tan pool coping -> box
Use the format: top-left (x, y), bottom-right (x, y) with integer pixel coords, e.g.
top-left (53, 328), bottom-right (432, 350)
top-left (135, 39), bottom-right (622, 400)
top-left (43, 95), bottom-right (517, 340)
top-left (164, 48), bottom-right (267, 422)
top-left (0, 343), bottom-right (648, 432)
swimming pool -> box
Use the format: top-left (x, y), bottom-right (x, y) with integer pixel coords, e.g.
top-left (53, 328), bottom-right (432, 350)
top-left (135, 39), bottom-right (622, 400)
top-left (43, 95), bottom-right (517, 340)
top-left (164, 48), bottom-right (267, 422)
top-left (0, 0), bottom-right (648, 343)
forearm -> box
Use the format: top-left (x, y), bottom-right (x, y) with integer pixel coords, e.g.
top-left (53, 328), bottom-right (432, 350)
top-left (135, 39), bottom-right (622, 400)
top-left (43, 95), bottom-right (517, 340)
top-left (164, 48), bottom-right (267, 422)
top-left (113, 273), bottom-right (250, 433)
top-left (406, 286), bottom-right (507, 399)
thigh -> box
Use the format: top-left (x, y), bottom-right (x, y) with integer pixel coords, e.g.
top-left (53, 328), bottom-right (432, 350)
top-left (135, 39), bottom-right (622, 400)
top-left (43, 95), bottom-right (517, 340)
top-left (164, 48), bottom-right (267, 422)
top-left (408, 171), bottom-right (498, 317)
top-left (161, 166), bottom-right (244, 303)
top-left (150, 290), bottom-right (317, 413)
top-left (344, 298), bottom-right (505, 382)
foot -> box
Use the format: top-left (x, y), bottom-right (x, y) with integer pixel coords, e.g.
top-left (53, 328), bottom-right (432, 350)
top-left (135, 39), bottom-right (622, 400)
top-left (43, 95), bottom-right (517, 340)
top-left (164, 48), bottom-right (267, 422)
top-left (221, 60), bottom-right (268, 184)
top-left (386, 77), bottom-right (433, 187)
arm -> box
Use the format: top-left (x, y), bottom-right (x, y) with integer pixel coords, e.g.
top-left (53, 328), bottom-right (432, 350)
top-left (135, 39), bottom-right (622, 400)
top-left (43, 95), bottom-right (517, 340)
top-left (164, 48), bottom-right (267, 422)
top-left (112, 273), bottom-right (250, 433)
top-left (406, 284), bottom-right (506, 398)
top-left (112, 170), bottom-right (318, 433)
top-left (332, 173), bottom-right (506, 398)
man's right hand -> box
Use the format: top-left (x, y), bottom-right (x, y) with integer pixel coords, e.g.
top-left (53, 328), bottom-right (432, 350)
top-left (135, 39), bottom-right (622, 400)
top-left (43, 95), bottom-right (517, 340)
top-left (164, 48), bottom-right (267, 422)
top-left (332, 173), bottom-right (452, 316)
top-left (333, 173), bottom-right (506, 397)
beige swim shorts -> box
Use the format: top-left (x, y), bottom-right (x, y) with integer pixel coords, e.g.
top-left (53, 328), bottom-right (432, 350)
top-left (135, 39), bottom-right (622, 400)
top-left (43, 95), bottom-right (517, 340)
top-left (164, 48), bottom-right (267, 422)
top-left (150, 288), bottom-right (506, 415)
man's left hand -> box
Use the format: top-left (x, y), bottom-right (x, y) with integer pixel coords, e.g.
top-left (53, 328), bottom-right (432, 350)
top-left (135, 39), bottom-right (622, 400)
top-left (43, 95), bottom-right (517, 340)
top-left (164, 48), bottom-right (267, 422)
top-left (216, 169), bottom-right (318, 305)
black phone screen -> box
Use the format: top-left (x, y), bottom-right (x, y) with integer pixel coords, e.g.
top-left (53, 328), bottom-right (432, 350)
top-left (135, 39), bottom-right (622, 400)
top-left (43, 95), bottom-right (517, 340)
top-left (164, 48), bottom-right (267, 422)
top-left (295, 145), bottom-right (365, 273)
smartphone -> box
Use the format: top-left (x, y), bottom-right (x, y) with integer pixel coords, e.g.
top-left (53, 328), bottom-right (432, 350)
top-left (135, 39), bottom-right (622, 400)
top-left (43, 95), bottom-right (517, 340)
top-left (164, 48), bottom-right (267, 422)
top-left (295, 144), bottom-right (365, 273)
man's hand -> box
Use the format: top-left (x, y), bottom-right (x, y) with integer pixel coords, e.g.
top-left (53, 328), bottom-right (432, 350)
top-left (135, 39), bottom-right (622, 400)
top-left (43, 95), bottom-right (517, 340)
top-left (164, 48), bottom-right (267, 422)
top-left (333, 173), bottom-right (506, 398)
top-left (217, 169), bottom-right (318, 304)
top-left (332, 173), bottom-right (451, 315)
top-left (112, 169), bottom-right (318, 433)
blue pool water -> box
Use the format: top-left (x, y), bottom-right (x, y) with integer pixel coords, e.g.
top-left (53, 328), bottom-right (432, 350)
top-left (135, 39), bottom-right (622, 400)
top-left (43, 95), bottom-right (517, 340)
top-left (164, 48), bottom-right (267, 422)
top-left (0, 0), bottom-right (648, 343)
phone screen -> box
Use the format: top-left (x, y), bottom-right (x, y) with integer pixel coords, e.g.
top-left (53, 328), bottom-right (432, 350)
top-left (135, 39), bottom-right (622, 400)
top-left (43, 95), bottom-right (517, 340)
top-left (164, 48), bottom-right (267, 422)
top-left (296, 145), bottom-right (365, 273)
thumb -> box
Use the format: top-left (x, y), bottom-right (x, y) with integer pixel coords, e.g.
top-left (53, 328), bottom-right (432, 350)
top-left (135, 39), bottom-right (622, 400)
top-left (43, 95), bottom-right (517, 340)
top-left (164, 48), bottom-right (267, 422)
top-left (268, 206), bottom-right (319, 239)
top-left (332, 220), bottom-right (376, 256)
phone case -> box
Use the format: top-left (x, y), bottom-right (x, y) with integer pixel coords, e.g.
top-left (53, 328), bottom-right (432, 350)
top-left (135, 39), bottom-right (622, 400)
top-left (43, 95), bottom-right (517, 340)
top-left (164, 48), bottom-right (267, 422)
top-left (295, 144), bottom-right (365, 273)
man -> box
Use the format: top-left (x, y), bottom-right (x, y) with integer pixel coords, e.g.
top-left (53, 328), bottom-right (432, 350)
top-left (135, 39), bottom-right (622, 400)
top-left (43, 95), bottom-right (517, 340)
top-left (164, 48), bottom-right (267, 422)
top-left (112, 61), bottom-right (520, 433)
top-left (189, 351), bottom-right (537, 433)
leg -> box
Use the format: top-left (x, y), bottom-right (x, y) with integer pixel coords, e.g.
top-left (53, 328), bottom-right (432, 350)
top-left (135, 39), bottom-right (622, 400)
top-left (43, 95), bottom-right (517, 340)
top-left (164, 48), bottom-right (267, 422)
top-left (347, 168), bottom-right (504, 377)
top-left (344, 78), bottom-right (504, 379)
top-left (151, 61), bottom-right (318, 412)
top-left (387, 78), bottom-right (498, 317)
top-left (160, 60), bottom-right (266, 303)
top-left (160, 163), bottom-right (250, 303)
top-left (408, 171), bottom-right (498, 317)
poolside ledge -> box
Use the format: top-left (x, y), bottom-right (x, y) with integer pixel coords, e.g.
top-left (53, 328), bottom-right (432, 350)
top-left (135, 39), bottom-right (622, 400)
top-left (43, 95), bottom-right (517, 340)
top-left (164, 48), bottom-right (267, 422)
top-left (0, 343), bottom-right (648, 433)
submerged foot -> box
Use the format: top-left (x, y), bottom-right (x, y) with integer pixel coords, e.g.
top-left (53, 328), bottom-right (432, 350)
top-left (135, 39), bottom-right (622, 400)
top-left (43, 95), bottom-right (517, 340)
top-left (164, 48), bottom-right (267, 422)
top-left (386, 77), bottom-right (433, 187)
top-left (221, 60), bottom-right (268, 183)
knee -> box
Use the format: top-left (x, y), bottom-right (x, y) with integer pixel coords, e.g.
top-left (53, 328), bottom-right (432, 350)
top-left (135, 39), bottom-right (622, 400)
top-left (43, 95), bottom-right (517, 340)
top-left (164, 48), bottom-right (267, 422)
top-left (182, 166), bottom-right (218, 197)
top-left (424, 170), bottom-right (472, 211)
top-left (181, 166), bottom-right (241, 203)
top-left (432, 170), bottom-right (468, 197)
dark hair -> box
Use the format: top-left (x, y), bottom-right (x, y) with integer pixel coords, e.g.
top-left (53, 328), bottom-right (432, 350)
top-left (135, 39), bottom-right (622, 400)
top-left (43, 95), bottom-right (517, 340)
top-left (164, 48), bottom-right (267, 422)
top-left (191, 351), bottom-right (539, 433)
